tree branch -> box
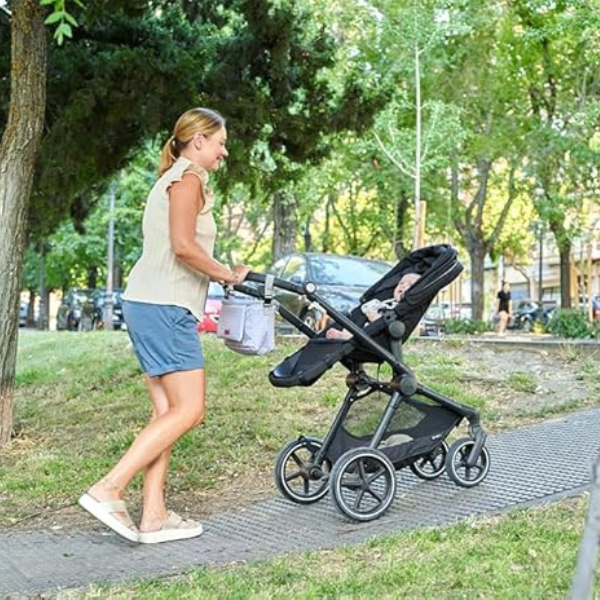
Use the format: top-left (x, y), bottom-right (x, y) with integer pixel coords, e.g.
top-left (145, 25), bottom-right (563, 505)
top-left (373, 130), bottom-right (414, 178)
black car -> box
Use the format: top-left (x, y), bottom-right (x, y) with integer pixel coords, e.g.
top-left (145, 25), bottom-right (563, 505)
top-left (266, 252), bottom-right (391, 332)
top-left (79, 289), bottom-right (126, 331)
top-left (56, 288), bottom-right (96, 331)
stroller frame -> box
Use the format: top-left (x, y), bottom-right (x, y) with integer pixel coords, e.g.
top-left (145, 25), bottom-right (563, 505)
top-left (235, 246), bottom-right (489, 522)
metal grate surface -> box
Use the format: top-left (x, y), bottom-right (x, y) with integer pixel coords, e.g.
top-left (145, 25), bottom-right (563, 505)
top-left (1, 407), bottom-right (599, 596)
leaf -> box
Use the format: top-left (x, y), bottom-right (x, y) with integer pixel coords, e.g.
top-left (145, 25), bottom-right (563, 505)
top-left (64, 12), bottom-right (78, 27)
top-left (57, 23), bottom-right (73, 39)
top-left (44, 11), bottom-right (64, 25)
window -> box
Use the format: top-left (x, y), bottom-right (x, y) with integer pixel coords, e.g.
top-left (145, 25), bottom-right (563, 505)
top-left (282, 256), bottom-right (307, 282)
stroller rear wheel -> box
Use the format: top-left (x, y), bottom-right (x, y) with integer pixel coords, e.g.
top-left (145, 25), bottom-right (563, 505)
top-left (445, 437), bottom-right (490, 487)
top-left (409, 441), bottom-right (449, 480)
top-left (330, 448), bottom-right (397, 522)
top-left (274, 437), bottom-right (331, 504)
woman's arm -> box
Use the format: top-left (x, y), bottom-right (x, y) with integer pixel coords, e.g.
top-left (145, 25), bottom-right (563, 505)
top-left (168, 174), bottom-right (247, 284)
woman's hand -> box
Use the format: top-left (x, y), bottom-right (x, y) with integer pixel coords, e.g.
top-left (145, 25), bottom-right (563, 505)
top-left (230, 264), bottom-right (251, 285)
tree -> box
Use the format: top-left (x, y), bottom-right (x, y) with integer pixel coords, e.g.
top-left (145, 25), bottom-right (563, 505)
top-left (367, 0), bottom-right (465, 251)
top-left (0, 0), bottom-right (47, 444)
top-left (513, 0), bottom-right (600, 308)
top-left (204, 0), bottom-right (388, 260)
top-left (435, 2), bottom-right (530, 320)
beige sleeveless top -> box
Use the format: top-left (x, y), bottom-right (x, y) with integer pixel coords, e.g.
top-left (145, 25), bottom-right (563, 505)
top-left (123, 157), bottom-right (217, 320)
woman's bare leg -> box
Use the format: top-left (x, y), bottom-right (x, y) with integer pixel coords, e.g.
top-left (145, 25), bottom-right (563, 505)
top-left (86, 369), bottom-right (206, 525)
top-left (139, 375), bottom-right (172, 532)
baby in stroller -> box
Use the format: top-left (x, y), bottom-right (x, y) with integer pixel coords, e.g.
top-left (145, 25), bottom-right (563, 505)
top-left (325, 272), bottom-right (421, 340)
top-left (234, 244), bottom-right (490, 523)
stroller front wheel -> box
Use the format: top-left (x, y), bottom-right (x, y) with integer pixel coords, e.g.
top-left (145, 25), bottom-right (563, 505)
top-left (330, 447), bottom-right (397, 522)
top-left (445, 437), bottom-right (491, 487)
top-left (274, 437), bottom-right (331, 504)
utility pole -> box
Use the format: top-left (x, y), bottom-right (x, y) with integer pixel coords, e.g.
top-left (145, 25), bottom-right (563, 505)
top-left (103, 182), bottom-right (116, 330)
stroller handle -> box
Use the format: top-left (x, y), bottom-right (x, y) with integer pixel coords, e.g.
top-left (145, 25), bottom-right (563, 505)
top-left (243, 271), bottom-right (305, 295)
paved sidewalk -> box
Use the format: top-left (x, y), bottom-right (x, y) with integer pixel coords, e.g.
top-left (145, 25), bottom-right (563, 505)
top-left (2, 407), bottom-right (600, 597)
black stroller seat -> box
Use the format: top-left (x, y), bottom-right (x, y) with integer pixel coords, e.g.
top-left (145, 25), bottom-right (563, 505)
top-left (270, 244), bottom-right (463, 387)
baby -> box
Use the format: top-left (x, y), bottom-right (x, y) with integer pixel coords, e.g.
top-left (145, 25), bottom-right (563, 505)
top-left (325, 272), bottom-right (421, 340)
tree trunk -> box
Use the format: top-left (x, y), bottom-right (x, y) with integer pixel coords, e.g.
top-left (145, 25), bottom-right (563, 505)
top-left (272, 190), bottom-right (297, 260)
top-left (468, 243), bottom-right (487, 322)
top-left (87, 266), bottom-right (98, 289)
top-left (558, 242), bottom-right (572, 309)
top-left (303, 219), bottom-right (312, 252)
top-left (37, 249), bottom-right (49, 330)
top-left (0, 0), bottom-right (47, 445)
top-left (26, 289), bottom-right (36, 327)
top-left (392, 190), bottom-right (410, 260)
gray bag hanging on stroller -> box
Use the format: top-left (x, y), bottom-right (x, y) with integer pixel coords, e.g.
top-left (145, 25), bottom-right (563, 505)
top-left (217, 275), bottom-right (277, 356)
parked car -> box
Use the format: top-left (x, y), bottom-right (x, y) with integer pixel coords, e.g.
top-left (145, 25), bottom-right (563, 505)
top-left (19, 301), bottom-right (28, 327)
top-left (266, 252), bottom-right (391, 332)
top-left (418, 304), bottom-right (447, 336)
top-left (79, 289), bottom-right (126, 331)
top-left (197, 282), bottom-right (225, 333)
top-left (56, 289), bottom-right (95, 331)
top-left (509, 300), bottom-right (555, 332)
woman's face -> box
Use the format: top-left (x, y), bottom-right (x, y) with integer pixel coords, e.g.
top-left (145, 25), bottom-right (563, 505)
top-left (195, 126), bottom-right (228, 171)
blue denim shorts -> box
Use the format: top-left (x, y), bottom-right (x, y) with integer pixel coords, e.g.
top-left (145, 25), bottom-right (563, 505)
top-left (122, 300), bottom-right (204, 378)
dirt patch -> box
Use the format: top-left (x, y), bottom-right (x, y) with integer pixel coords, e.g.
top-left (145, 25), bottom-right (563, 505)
top-left (446, 342), bottom-right (598, 420)
top-left (10, 470), bottom-right (278, 534)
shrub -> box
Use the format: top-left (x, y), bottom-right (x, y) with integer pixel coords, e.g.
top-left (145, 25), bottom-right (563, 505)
top-left (589, 320), bottom-right (600, 340)
top-left (444, 318), bottom-right (490, 334)
top-left (547, 309), bottom-right (591, 339)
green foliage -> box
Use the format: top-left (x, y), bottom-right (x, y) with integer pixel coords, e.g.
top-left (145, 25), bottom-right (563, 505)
top-left (589, 320), bottom-right (600, 341)
top-left (444, 318), bottom-right (491, 334)
top-left (41, 0), bottom-right (82, 44)
top-left (507, 371), bottom-right (537, 394)
top-left (547, 309), bottom-right (591, 339)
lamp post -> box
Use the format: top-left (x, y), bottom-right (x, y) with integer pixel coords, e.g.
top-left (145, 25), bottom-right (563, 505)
top-left (538, 224), bottom-right (543, 307)
top-left (103, 182), bottom-right (115, 330)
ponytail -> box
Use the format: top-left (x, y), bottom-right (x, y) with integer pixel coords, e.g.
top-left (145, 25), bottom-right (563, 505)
top-left (158, 136), bottom-right (180, 176)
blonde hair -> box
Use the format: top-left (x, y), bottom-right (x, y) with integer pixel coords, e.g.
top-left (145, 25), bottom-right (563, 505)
top-left (159, 107), bottom-right (225, 176)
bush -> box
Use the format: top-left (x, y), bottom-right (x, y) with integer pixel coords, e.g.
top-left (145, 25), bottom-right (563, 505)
top-left (589, 320), bottom-right (600, 340)
top-left (444, 318), bottom-right (491, 334)
top-left (546, 309), bottom-right (591, 339)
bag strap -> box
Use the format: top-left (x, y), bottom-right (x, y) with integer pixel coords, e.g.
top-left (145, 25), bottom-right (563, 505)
top-left (264, 274), bottom-right (275, 306)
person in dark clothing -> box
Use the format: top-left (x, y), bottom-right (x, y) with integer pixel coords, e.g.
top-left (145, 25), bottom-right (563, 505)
top-left (496, 281), bottom-right (512, 335)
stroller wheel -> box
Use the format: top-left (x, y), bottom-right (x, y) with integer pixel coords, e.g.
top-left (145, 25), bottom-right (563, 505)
top-left (274, 437), bottom-right (331, 504)
top-left (409, 441), bottom-right (449, 480)
top-left (445, 438), bottom-right (491, 488)
top-left (330, 448), bottom-right (397, 522)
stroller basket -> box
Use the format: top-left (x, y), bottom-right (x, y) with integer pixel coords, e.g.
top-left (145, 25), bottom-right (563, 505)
top-left (328, 394), bottom-right (462, 468)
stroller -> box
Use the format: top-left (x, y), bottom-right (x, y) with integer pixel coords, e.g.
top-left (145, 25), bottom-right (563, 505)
top-left (235, 244), bottom-right (490, 522)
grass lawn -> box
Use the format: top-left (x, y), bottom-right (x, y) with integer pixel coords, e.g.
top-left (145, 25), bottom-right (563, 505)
top-left (3, 331), bottom-right (599, 598)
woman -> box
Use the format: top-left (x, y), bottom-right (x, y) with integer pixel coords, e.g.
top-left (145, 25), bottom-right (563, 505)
top-left (79, 108), bottom-right (250, 544)
top-left (496, 281), bottom-right (512, 335)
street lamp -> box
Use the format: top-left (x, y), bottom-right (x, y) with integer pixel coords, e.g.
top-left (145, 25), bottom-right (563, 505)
top-left (103, 182), bottom-right (115, 330)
